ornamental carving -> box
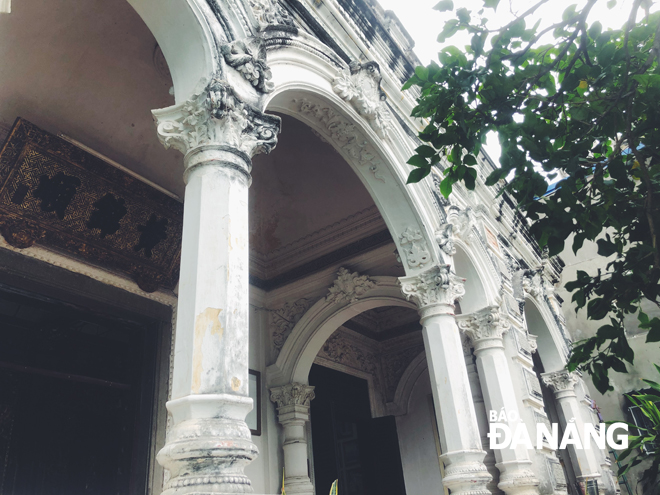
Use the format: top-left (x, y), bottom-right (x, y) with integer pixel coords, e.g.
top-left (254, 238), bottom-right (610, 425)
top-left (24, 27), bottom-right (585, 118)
top-left (400, 264), bottom-right (466, 309)
top-left (154, 77), bottom-right (280, 158)
top-left (326, 267), bottom-right (376, 305)
top-left (0, 119), bottom-right (183, 292)
top-left (295, 98), bottom-right (386, 181)
top-left (399, 227), bottom-right (431, 269)
top-left (270, 298), bottom-right (313, 354)
top-left (458, 306), bottom-right (510, 344)
top-left (269, 383), bottom-right (315, 409)
top-left (221, 37), bottom-right (274, 93)
top-left (319, 332), bottom-right (378, 375)
top-left (381, 345), bottom-right (424, 401)
top-left (522, 268), bottom-right (544, 299)
top-left (435, 223), bottom-right (456, 259)
top-left (248, 0), bottom-right (295, 29)
top-left (541, 370), bottom-right (578, 393)
top-left (332, 62), bottom-right (393, 138)
top-left (445, 205), bottom-right (476, 243)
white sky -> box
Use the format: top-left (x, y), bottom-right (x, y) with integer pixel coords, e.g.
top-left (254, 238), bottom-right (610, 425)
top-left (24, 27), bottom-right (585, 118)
top-left (376, 0), bottom-right (650, 162)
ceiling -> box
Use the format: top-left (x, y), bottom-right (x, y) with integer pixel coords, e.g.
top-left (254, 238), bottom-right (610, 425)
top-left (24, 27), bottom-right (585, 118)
top-left (0, 0), bottom-right (402, 289)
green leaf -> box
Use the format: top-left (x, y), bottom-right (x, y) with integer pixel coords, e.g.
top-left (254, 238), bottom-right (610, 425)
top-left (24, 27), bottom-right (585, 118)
top-left (407, 167), bottom-right (431, 184)
top-left (416, 145), bottom-right (436, 158)
top-left (433, 0), bottom-right (454, 12)
top-left (415, 66), bottom-right (429, 81)
top-left (606, 0), bottom-right (616, 9)
top-left (483, 0), bottom-right (499, 9)
top-left (463, 154), bottom-right (477, 165)
top-left (440, 177), bottom-right (454, 198)
top-left (407, 155), bottom-right (429, 167)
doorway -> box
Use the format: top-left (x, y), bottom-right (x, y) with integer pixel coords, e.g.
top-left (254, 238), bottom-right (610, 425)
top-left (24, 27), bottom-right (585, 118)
top-left (0, 283), bottom-right (159, 495)
top-left (309, 364), bottom-right (407, 495)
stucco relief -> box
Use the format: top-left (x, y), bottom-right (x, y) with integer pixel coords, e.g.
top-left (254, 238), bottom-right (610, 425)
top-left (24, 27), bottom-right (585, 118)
top-left (270, 297), bottom-right (314, 355)
top-left (399, 227), bottom-right (431, 269)
top-left (154, 78), bottom-right (280, 157)
top-left (319, 331), bottom-right (378, 375)
top-left (326, 267), bottom-right (376, 304)
top-left (221, 37), bottom-right (274, 93)
top-left (332, 61), bottom-right (393, 139)
top-left (295, 98), bottom-right (387, 183)
top-left (458, 306), bottom-right (510, 345)
top-left (269, 382), bottom-right (315, 408)
top-left (247, 0), bottom-right (294, 30)
top-left (381, 345), bottom-right (424, 401)
top-left (541, 369), bottom-right (578, 393)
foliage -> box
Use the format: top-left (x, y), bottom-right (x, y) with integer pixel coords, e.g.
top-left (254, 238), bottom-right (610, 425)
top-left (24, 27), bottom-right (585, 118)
top-left (403, 0), bottom-right (660, 394)
top-left (617, 364), bottom-right (660, 493)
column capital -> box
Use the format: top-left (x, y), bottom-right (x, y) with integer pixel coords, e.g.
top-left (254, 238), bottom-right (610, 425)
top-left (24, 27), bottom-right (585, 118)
top-left (399, 264), bottom-right (465, 318)
top-left (457, 305), bottom-right (510, 352)
top-left (541, 369), bottom-right (578, 398)
top-left (153, 77), bottom-right (281, 167)
top-left (270, 383), bottom-right (315, 412)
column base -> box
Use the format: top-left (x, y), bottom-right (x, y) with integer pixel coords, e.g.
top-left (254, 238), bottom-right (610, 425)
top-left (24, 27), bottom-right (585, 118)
top-left (440, 449), bottom-right (493, 495)
top-left (284, 476), bottom-right (314, 495)
top-left (158, 394), bottom-right (258, 495)
top-left (496, 461), bottom-right (540, 495)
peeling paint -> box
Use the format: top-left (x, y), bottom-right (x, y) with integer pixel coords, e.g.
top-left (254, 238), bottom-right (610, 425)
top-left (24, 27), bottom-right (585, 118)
top-left (231, 376), bottom-right (241, 391)
top-left (192, 307), bottom-right (223, 393)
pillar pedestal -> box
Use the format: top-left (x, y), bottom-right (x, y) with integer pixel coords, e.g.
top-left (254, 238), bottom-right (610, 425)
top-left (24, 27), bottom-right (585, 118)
top-left (400, 264), bottom-right (492, 495)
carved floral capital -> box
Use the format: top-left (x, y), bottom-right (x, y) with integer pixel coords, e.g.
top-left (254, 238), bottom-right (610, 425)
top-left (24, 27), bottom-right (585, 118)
top-left (153, 77), bottom-right (280, 159)
top-left (326, 267), bottom-right (376, 304)
top-left (458, 306), bottom-right (510, 346)
top-left (399, 264), bottom-right (465, 311)
top-left (541, 370), bottom-right (578, 393)
top-left (270, 383), bottom-right (315, 409)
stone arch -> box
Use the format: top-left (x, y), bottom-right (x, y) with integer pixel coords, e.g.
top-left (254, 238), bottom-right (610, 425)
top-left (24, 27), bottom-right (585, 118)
top-left (524, 296), bottom-right (567, 372)
top-left (126, 0), bottom-right (218, 103)
top-left (263, 40), bottom-right (443, 276)
top-left (267, 277), bottom-right (416, 386)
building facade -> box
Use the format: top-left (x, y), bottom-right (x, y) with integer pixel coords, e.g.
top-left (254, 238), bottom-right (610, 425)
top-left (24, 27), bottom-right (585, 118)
top-left (0, 0), bottom-right (621, 494)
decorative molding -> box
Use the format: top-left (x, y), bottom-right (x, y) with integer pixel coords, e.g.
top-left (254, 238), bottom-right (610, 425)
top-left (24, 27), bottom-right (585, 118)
top-left (332, 61), bottom-right (393, 138)
top-left (248, 0), bottom-right (295, 29)
top-left (269, 382), bottom-right (315, 409)
top-left (522, 367), bottom-right (545, 402)
top-left (221, 37), bottom-right (274, 93)
top-left (446, 205), bottom-right (476, 243)
top-left (399, 227), bottom-right (431, 269)
top-left (522, 268), bottom-right (544, 299)
top-left (458, 306), bottom-right (510, 346)
top-left (295, 98), bottom-right (386, 182)
top-left (400, 264), bottom-right (465, 310)
top-left (381, 344), bottom-right (424, 401)
top-left (154, 77), bottom-right (280, 158)
top-left (326, 267), bottom-right (376, 304)
top-left (270, 297), bottom-right (313, 354)
top-left (541, 370), bottom-right (578, 393)
top-left (435, 223), bottom-right (455, 257)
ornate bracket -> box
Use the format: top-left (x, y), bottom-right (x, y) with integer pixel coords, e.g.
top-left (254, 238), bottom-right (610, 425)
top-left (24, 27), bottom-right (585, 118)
top-left (153, 77), bottom-right (280, 161)
top-left (332, 61), bottom-right (393, 138)
top-left (326, 267), bottom-right (376, 304)
top-left (247, 0), bottom-right (295, 30)
top-left (221, 37), bottom-right (274, 93)
top-left (400, 264), bottom-right (465, 314)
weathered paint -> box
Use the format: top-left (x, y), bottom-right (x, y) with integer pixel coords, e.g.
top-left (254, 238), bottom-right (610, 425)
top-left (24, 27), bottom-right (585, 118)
top-left (192, 307), bottom-right (223, 393)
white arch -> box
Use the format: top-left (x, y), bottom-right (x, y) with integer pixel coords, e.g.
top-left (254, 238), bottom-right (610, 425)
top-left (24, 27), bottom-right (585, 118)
top-left (267, 277), bottom-right (416, 386)
top-left (264, 37), bottom-right (443, 275)
top-left (453, 242), bottom-right (497, 313)
top-left (524, 296), bottom-right (568, 372)
top-left (127, 0), bottom-right (218, 103)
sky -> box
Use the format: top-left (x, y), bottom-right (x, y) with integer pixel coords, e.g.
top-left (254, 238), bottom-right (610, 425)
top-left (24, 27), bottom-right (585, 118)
top-left (375, 0), bottom-right (652, 163)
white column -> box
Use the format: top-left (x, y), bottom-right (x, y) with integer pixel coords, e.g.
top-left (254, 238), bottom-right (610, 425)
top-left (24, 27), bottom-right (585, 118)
top-left (541, 370), bottom-right (602, 488)
top-left (458, 307), bottom-right (540, 495)
top-left (400, 264), bottom-right (492, 495)
top-left (152, 79), bottom-right (280, 494)
top-left (270, 383), bottom-right (316, 495)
